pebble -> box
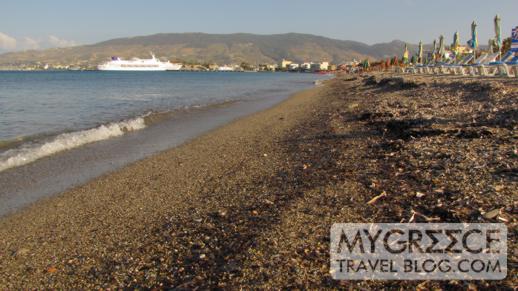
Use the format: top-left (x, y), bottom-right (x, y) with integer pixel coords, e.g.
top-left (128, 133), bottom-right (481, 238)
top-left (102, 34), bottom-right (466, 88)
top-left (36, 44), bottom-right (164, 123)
top-left (483, 208), bottom-right (501, 220)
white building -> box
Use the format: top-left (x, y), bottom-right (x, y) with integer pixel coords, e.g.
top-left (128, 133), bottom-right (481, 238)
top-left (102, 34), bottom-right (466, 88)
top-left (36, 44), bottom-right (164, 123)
top-left (309, 61), bottom-right (330, 71)
top-left (218, 65), bottom-right (234, 71)
top-left (319, 61), bottom-right (330, 71)
top-left (279, 59), bottom-right (293, 69)
top-left (288, 63), bottom-right (300, 70)
top-left (301, 63), bottom-right (312, 70)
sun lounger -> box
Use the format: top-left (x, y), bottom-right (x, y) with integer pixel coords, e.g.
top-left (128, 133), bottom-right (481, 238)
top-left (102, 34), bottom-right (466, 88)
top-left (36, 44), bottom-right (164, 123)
top-left (463, 53), bottom-right (488, 76)
top-left (484, 53), bottom-right (500, 63)
top-left (506, 55), bottom-right (518, 65)
top-left (456, 53), bottom-right (497, 76)
top-left (489, 51), bottom-right (514, 65)
top-left (477, 53), bottom-right (511, 76)
top-left (457, 54), bottom-right (474, 65)
top-left (435, 62), bottom-right (451, 74)
top-left (498, 64), bottom-right (513, 77)
top-left (415, 51), bottom-right (517, 77)
top-left (446, 55), bottom-right (474, 75)
top-left (487, 62), bottom-right (515, 77)
top-left (426, 64), bottom-right (435, 74)
top-left (508, 56), bottom-right (518, 77)
top-left (435, 59), bottom-right (456, 74)
top-left (471, 53), bottom-right (489, 65)
top-left (418, 63), bottom-right (434, 74)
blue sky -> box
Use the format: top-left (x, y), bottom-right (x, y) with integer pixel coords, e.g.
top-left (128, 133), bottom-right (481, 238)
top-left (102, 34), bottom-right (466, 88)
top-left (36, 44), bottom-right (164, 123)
top-left (1, 0), bottom-right (517, 52)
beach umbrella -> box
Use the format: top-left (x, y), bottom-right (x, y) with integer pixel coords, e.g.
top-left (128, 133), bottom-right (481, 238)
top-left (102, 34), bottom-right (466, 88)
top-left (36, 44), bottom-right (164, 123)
top-left (451, 32), bottom-right (460, 60)
top-left (438, 35), bottom-right (445, 60)
top-left (494, 15), bottom-right (502, 50)
top-left (418, 41), bottom-right (423, 64)
top-left (452, 31), bottom-right (460, 51)
top-left (469, 21), bottom-right (478, 50)
top-left (402, 43), bottom-right (409, 64)
top-left (391, 56), bottom-right (399, 66)
top-left (432, 39), bottom-right (437, 61)
top-left (362, 59), bottom-right (370, 69)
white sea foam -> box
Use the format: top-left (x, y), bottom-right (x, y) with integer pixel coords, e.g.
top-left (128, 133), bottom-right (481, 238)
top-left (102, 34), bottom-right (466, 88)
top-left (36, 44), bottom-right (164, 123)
top-left (0, 117), bottom-right (146, 172)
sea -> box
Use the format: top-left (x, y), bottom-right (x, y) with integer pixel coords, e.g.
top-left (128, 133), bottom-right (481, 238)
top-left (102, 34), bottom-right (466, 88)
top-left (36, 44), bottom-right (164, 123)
top-left (0, 71), bottom-right (326, 172)
top-left (0, 71), bottom-right (328, 215)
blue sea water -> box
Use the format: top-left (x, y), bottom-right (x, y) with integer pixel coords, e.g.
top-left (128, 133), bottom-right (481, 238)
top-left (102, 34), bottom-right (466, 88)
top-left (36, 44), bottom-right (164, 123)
top-left (0, 71), bottom-right (323, 141)
top-left (0, 71), bottom-right (327, 172)
top-left (0, 71), bottom-right (329, 214)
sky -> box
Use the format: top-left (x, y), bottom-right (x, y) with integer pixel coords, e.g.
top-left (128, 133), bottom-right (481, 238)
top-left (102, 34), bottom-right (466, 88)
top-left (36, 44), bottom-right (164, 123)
top-left (1, 0), bottom-right (517, 52)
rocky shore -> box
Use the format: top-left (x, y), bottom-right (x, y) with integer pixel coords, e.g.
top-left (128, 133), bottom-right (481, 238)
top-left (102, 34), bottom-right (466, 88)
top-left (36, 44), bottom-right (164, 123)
top-left (0, 73), bottom-right (516, 289)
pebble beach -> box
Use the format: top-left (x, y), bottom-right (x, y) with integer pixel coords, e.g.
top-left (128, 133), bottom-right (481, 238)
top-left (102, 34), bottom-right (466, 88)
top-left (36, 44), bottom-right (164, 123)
top-left (0, 73), bottom-right (516, 289)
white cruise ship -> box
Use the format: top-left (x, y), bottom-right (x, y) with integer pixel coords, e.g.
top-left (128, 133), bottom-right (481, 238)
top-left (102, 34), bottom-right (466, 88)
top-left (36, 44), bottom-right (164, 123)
top-left (98, 53), bottom-right (182, 71)
top-left (217, 65), bottom-right (234, 71)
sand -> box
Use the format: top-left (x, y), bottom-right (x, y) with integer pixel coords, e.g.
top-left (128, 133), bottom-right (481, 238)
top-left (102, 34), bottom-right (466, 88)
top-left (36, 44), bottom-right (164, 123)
top-left (0, 74), bottom-right (516, 289)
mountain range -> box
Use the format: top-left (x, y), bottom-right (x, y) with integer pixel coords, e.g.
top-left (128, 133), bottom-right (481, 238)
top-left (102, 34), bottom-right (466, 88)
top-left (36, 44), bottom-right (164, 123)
top-left (0, 33), bottom-right (417, 67)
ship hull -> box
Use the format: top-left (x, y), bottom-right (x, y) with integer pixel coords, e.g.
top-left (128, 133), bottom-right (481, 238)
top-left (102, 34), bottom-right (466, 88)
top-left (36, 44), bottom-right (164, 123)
top-left (98, 66), bottom-right (168, 71)
top-left (98, 64), bottom-right (183, 71)
top-left (97, 55), bottom-right (183, 71)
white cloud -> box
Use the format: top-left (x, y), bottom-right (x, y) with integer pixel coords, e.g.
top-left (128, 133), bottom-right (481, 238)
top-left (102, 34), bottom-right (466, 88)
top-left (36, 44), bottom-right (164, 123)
top-left (47, 35), bottom-right (77, 48)
top-left (0, 32), bottom-right (17, 50)
top-left (21, 37), bottom-right (40, 50)
top-left (0, 34), bottom-right (78, 53)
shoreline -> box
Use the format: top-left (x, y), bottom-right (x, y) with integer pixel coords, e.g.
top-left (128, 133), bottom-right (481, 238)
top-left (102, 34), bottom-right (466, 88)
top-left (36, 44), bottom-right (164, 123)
top-left (0, 74), bottom-right (515, 289)
top-left (0, 82), bottom-right (330, 288)
top-left (0, 98), bottom-right (243, 165)
top-left (0, 86), bottom-right (311, 217)
top-left (0, 71), bottom-right (324, 154)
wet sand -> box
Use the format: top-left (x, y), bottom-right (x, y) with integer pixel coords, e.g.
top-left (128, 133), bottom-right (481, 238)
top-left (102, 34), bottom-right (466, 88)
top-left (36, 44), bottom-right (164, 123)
top-left (0, 74), bottom-right (516, 289)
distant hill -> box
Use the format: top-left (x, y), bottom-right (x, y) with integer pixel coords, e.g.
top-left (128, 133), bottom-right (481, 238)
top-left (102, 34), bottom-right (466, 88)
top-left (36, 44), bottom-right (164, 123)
top-left (0, 33), bottom-right (416, 67)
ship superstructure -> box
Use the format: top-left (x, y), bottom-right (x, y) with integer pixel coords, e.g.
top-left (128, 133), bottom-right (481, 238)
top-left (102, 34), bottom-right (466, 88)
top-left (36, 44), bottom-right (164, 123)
top-left (98, 54), bottom-right (182, 71)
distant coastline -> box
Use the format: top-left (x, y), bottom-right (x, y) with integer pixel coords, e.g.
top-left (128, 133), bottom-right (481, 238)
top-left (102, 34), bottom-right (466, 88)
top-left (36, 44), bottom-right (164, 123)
top-left (0, 32), bottom-right (413, 70)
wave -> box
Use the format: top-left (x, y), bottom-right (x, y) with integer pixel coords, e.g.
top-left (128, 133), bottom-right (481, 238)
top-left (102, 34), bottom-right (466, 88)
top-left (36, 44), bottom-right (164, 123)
top-left (0, 117), bottom-right (146, 172)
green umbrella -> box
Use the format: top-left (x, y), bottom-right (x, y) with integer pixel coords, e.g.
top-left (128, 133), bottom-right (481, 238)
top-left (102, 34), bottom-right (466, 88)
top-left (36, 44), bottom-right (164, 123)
top-left (362, 59), bottom-right (370, 69)
top-left (418, 41), bottom-right (423, 64)
top-left (432, 39), bottom-right (437, 61)
top-left (494, 15), bottom-right (502, 49)
top-left (470, 21), bottom-right (478, 49)
top-left (452, 31), bottom-right (460, 51)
